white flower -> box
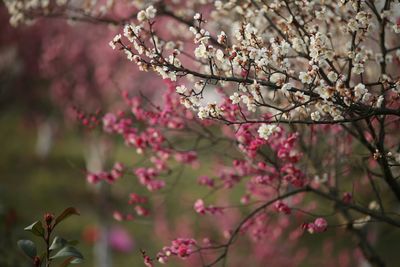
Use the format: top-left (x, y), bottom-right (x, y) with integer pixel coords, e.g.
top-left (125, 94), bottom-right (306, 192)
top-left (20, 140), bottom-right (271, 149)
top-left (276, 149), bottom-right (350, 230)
top-left (240, 95), bottom-right (256, 112)
top-left (280, 41), bottom-right (290, 55)
top-left (281, 83), bottom-right (292, 94)
top-left (137, 10), bottom-right (146, 21)
top-left (354, 83), bottom-right (368, 101)
top-left (356, 11), bottom-right (371, 27)
top-left (299, 72), bottom-right (313, 84)
top-left (189, 26), bottom-right (197, 35)
top-left (258, 124), bottom-right (280, 140)
top-left (385, 54), bottom-right (393, 64)
top-left (361, 92), bottom-right (371, 103)
top-left (123, 24), bottom-right (141, 42)
top-left (311, 111), bottom-right (321, 121)
top-left (125, 50), bottom-right (134, 61)
top-left (269, 73), bottom-right (285, 84)
top-left (239, 84), bottom-right (248, 92)
top-left (109, 34), bottom-right (121, 49)
top-left (193, 13), bottom-right (201, 20)
top-left (292, 38), bottom-right (306, 53)
top-left (113, 34), bottom-right (121, 42)
top-left (347, 18), bottom-right (358, 32)
top-left (229, 92), bottom-right (241, 104)
top-left (197, 104), bottom-right (222, 119)
top-left (327, 71), bottom-right (338, 82)
top-left (376, 95), bottom-right (384, 107)
top-left (194, 43), bottom-right (208, 58)
top-left (176, 85), bottom-right (187, 94)
top-left (333, 114), bottom-right (344, 120)
top-left (352, 63), bottom-right (364, 74)
top-left (353, 216), bottom-right (371, 229)
top-left (198, 106), bottom-right (209, 119)
top-left (215, 0), bottom-right (223, 9)
top-left (109, 41), bottom-right (116, 50)
top-left (145, 5), bottom-right (157, 19)
top-left (393, 24), bottom-right (400, 34)
top-left (294, 91), bottom-right (310, 102)
top-left (315, 85), bottom-right (333, 100)
top-left (215, 49), bottom-right (224, 61)
top-left (217, 31), bottom-right (226, 44)
top-left (314, 173), bottom-right (328, 184)
top-left (189, 96), bottom-right (200, 107)
top-left (180, 98), bottom-right (192, 109)
top-left (369, 201), bottom-right (379, 211)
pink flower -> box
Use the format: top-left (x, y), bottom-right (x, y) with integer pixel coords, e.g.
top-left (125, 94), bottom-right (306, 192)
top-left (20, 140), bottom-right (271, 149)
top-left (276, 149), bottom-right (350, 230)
top-left (108, 227), bottom-right (134, 252)
top-left (194, 199), bottom-right (223, 215)
top-left (135, 205), bottom-right (149, 216)
top-left (194, 199), bottom-right (206, 214)
top-left (86, 173), bottom-right (99, 184)
top-left (305, 218), bottom-right (328, 234)
top-left (198, 176), bottom-right (215, 187)
top-left (128, 193), bottom-right (147, 204)
top-left (342, 192), bottom-right (352, 204)
top-left (274, 201), bottom-right (291, 214)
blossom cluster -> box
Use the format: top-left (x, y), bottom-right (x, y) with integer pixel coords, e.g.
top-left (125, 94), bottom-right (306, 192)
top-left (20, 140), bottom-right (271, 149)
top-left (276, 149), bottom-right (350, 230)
top-left (108, 2), bottom-right (400, 128)
top-left (156, 238), bottom-right (197, 264)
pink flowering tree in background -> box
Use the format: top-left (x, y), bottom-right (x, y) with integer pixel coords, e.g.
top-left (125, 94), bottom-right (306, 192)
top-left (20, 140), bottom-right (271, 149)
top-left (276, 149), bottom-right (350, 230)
top-left (3, 0), bottom-right (400, 266)
top-left (0, 2), bottom-right (159, 267)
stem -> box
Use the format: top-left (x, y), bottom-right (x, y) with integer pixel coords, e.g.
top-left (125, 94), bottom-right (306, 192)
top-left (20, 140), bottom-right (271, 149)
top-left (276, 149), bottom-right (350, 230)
top-left (45, 226), bottom-right (52, 267)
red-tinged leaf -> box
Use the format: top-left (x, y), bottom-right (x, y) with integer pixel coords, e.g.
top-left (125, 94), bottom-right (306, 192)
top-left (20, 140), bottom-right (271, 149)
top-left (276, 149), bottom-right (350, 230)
top-left (55, 207), bottom-right (80, 226)
top-left (59, 256), bottom-right (74, 267)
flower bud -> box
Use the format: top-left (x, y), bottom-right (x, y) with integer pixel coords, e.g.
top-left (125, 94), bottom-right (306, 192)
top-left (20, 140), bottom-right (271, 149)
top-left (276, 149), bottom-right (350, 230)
top-left (44, 212), bottom-right (55, 226)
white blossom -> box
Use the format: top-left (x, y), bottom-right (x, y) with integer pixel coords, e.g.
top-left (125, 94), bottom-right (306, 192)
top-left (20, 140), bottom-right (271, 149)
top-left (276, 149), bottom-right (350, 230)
top-left (269, 73), bottom-right (285, 84)
top-left (376, 95), bottom-right (384, 107)
top-left (229, 92), bottom-right (241, 104)
top-left (258, 124), bottom-right (280, 140)
top-left (137, 10), bottom-right (146, 21)
top-left (176, 85), bottom-right (188, 94)
top-left (352, 63), bottom-right (364, 74)
top-left (311, 111), bottom-right (321, 121)
top-left (194, 44), bottom-right (208, 58)
top-left (327, 71), bottom-right (338, 82)
top-left (145, 5), bottom-right (157, 19)
top-left (299, 72), bottom-right (313, 84)
top-left (354, 83), bottom-right (368, 101)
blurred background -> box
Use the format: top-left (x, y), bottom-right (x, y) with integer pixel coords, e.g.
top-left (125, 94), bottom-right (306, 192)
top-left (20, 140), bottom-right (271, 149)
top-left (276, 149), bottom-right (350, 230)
top-left (0, 3), bottom-right (224, 266)
top-left (0, 3), bottom-right (164, 266)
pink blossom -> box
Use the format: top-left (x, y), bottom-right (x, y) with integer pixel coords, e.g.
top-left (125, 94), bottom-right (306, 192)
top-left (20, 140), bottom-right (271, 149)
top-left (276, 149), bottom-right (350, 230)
top-left (305, 218), bottom-right (328, 234)
top-left (274, 201), bottom-right (291, 215)
top-left (108, 227), bottom-right (134, 252)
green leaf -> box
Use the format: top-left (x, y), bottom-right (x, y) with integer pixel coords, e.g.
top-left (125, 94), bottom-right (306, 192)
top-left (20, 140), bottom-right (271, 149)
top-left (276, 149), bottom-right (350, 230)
top-left (17, 239), bottom-right (37, 259)
top-left (54, 207), bottom-right (80, 227)
top-left (71, 258), bottom-right (83, 264)
top-left (24, 221), bottom-right (45, 237)
top-left (50, 236), bottom-right (67, 251)
top-left (50, 246), bottom-right (83, 260)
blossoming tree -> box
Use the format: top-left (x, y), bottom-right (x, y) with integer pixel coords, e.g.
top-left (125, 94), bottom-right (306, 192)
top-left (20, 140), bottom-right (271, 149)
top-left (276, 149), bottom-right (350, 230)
top-left (4, 0), bottom-right (400, 266)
